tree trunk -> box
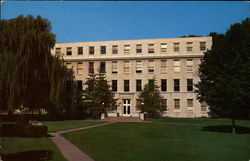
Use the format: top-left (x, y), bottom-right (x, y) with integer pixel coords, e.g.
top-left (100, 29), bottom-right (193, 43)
top-left (232, 118), bottom-right (236, 134)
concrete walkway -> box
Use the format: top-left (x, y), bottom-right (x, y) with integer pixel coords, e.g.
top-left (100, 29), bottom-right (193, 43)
top-left (50, 122), bottom-right (113, 161)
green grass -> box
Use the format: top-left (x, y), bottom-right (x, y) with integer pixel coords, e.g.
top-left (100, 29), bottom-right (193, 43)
top-left (42, 120), bottom-right (104, 132)
top-left (62, 119), bottom-right (250, 161)
top-left (0, 137), bottom-right (67, 161)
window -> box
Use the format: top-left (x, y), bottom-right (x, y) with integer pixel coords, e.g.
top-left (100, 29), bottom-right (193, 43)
top-left (200, 42), bottom-right (206, 51)
top-left (124, 45), bottom-right (130, 54)
top-left (187, 99), bottom-right (193, 107)
top-left (77, 80), bottom-right (83, 91)
top-left (173, 43), bottom-right (180, 52)
top-left (161, 43), bottom-right (167, 53)
top-left (88, 62), bottom-right (94, 74)
top-left (187, 79), bottom-right (193, 91)
top-left (66, 47), bottom-right (72, 56)
top-left (112, 61), bottom-right (118, 74)
top-left (174, 99), bottom-right (180, 109)
top-left (101, 46), bottom-right (106, 54)
top-left (148, 44), bottom-right (154, 53)
top-left (66, 62), bottom-right (72, 70)
top-left (136, 44), bottom-right (142, 53)
top-left (161, 60), bottom-right (167, 73)
top-left (161, 99), bottom-right (167, 108)
top-left (100, 62), bottom-right (106, 73)
top-left (112, 80), bottom-right (117, 92)
top-left (78, 47), bottom-right (83, 55)
top-left (174, 79), bottom-right (180, 92)
top-left (55, 48), bottom-right (61, 55)
top-left (201, 101), bottom-right (207, 111)
top-left (187, 59), bottom-right (193, 72)
top-left (136, 61), bottom-right (142, 73)
top-left (89, 46), bottom-right (94, 55)
top-left (148, 60), bottom-right (154, 73)
top-left (124, 80), bottom-right (130, 92)
top-left (124, 61), bottom-right (130, 73)
top-left (174, 59), bottom-right (180, 72)
top-left (136, 79), bottom-right (142, 92)
top-left (77, 62), bottom-right (83, 75)
top-left (112, 45), bottom-right (118, 54)
top-left (161, 79), bottom-right (167, 91)
top-left (186, 42), bottom-right (193, 51)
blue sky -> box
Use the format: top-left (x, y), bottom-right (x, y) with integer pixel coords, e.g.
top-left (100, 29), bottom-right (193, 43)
top-left (1, 1), bottom-right (249, 43)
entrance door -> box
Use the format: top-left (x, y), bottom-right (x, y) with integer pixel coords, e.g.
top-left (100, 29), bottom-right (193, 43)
top-left (123, 99), bottom-right (131, 116)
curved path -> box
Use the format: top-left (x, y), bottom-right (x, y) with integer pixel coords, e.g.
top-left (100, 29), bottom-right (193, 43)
top-left (50, 122), bottom-right (113, 161)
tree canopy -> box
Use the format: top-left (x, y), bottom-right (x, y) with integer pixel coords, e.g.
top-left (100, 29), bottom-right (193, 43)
top-left (196, 18), bottom-right (250, 133)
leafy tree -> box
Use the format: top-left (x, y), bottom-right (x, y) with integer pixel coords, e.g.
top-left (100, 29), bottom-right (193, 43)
top-left (137, 77), bottom-right (166, 118)
top-left (84, 70), bottom-right (117, 119)
top-left (0, 15), bottom-right (74, 116)
top-left (196, 18), bottom-right (250, 133)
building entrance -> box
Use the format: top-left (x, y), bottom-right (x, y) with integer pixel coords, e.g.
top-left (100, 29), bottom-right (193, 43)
top-left (122, 99), bottom-right (131, 116)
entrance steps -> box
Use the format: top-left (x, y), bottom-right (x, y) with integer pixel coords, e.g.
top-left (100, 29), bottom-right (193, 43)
top-left (101, 117), bottom-right (148, 122)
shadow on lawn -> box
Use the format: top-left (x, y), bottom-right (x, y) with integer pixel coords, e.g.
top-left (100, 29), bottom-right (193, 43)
top-left (0, 150), bottom-right (54, 161)
top-left (202, 125), bottom-right (250, 134)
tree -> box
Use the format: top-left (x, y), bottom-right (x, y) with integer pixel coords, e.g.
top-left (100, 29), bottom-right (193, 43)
top-left (84, 70), bottom-right (117, 119)
top-left (137, 77), bottom-right (166, 118)
top-left (196, 18), bottom-right (250, 133)
top-left (0, 15), bottom-right (74, 116)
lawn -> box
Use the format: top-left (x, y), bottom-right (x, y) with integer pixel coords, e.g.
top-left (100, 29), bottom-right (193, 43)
top-left (62, 118), bottom-right (250, 161)
top-left (0, 137), bottom-right (67, 161)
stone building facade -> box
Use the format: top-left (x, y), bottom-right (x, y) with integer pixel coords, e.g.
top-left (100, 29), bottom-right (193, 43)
top-left (51, 37), bottom-right (212, 118)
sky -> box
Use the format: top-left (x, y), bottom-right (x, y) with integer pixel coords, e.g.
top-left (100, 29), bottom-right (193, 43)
top-left (1, 1), bottom-right (249, 43)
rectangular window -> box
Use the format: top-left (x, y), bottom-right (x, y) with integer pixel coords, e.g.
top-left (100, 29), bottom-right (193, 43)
top-left (89, 46), bottom-right (94, 55)
top-left (161, 43), bottom-right (167, 53)
top-left (200, 42), bottom-right (206, 51)
top-left (136, 61), bottom-right (142, 73)
top-left (136, 79), bottom-right (142, 92)
top-left (174, 99), bottom-right (180, 109)
top-left (187, 99), bottom-right (193, 107)
top-left (161, 99), bottom-right (167, 108)
top-left (174, 59), bottom-right (180, 72)
top-left (112, 45), bottom-right (118, 54)
top-left (101, 46), bottom-right (106, 54)
top-left (174, 79), bottom-right (180, 92)
top-left (186, 42), bottom-right (193, 51)
top-left (148, 44), bottom-right (154, 53)
top-left (112, 80), bottom-right (117, 92)
top-left (136, 44), bottom-right (142, 53)
top-left (66, 62), bottom-right (72, 70)
top-left (124, 45), bottom-right (130, 54)
top-left (161, 79), bottom-right (167, 91)
top-left (148, 60), bottom-right (154, 73)
top-left (78, 47), bottom-right (83, 55)
top-left (100, 62), bottom-right (106, 73)
top-left (77, 80), bottom-right (83, 91)
top-left (56, 48), bottom-right (61, 55)
top-left (77, 62), bottom-right (83, 75)
top-left (201, 101), bottom-right (207, 111)
top-left (124, 61), bottom-right (130, 73)
top-left (161, 60), bottom-right (167, 73)
top-left (187, 79), bottom-right (193, 91)
top-left (112, 61), bottom-right (118, 74)
top-left (187, 59), bottom-right (193, 72)
top-left (124, 80), bottom-right (130, 92)
top-left (66, 47), bottom-right (72, 56)
top-left (88, 62), bottom-right (94, 74)
top-left (173, 43), bottom-right (180, 52)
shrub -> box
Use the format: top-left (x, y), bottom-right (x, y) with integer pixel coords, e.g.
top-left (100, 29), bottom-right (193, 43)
top-left (0, 124), bottom-right (16, 137)
top-left (20, 125), bottom-right (48, 137)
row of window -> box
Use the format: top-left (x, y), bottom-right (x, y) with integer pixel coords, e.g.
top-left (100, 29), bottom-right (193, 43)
top-left (66, 59), bottom-right (195, 75)
top-left (111, 79), bottom-right (193, 92)
top-left (56, 42), bottom-right (207, 56)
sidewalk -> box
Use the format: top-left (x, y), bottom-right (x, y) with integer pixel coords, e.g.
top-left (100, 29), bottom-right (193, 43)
top-left (50, 122), bottom-right (113, 161)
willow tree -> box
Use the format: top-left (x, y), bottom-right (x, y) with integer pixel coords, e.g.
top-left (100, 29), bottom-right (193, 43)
top-left (0, 15), bottom-right (73, 116)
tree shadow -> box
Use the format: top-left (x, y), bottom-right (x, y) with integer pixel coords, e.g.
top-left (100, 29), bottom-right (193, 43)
top-left (201, 125), bottom-right (250, 134)
top-left (0, 150), bottom-right (54, 161)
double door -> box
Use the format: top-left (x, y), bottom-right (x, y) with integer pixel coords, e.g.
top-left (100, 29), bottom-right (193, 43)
top-left (123, 99), bottom-right (131, 116)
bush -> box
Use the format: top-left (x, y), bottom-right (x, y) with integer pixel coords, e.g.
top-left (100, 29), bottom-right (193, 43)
top-left (20, 125), bottom-right (48, 137)
top-left (0, 124), bottom-right (16, 137)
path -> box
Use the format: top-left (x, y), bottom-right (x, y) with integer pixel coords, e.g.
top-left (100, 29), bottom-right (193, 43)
top-left (50, 122), bottom-right (113, 161)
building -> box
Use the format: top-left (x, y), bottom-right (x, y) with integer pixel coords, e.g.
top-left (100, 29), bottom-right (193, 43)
top-left (51, 36), bottom-right (212, 118)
